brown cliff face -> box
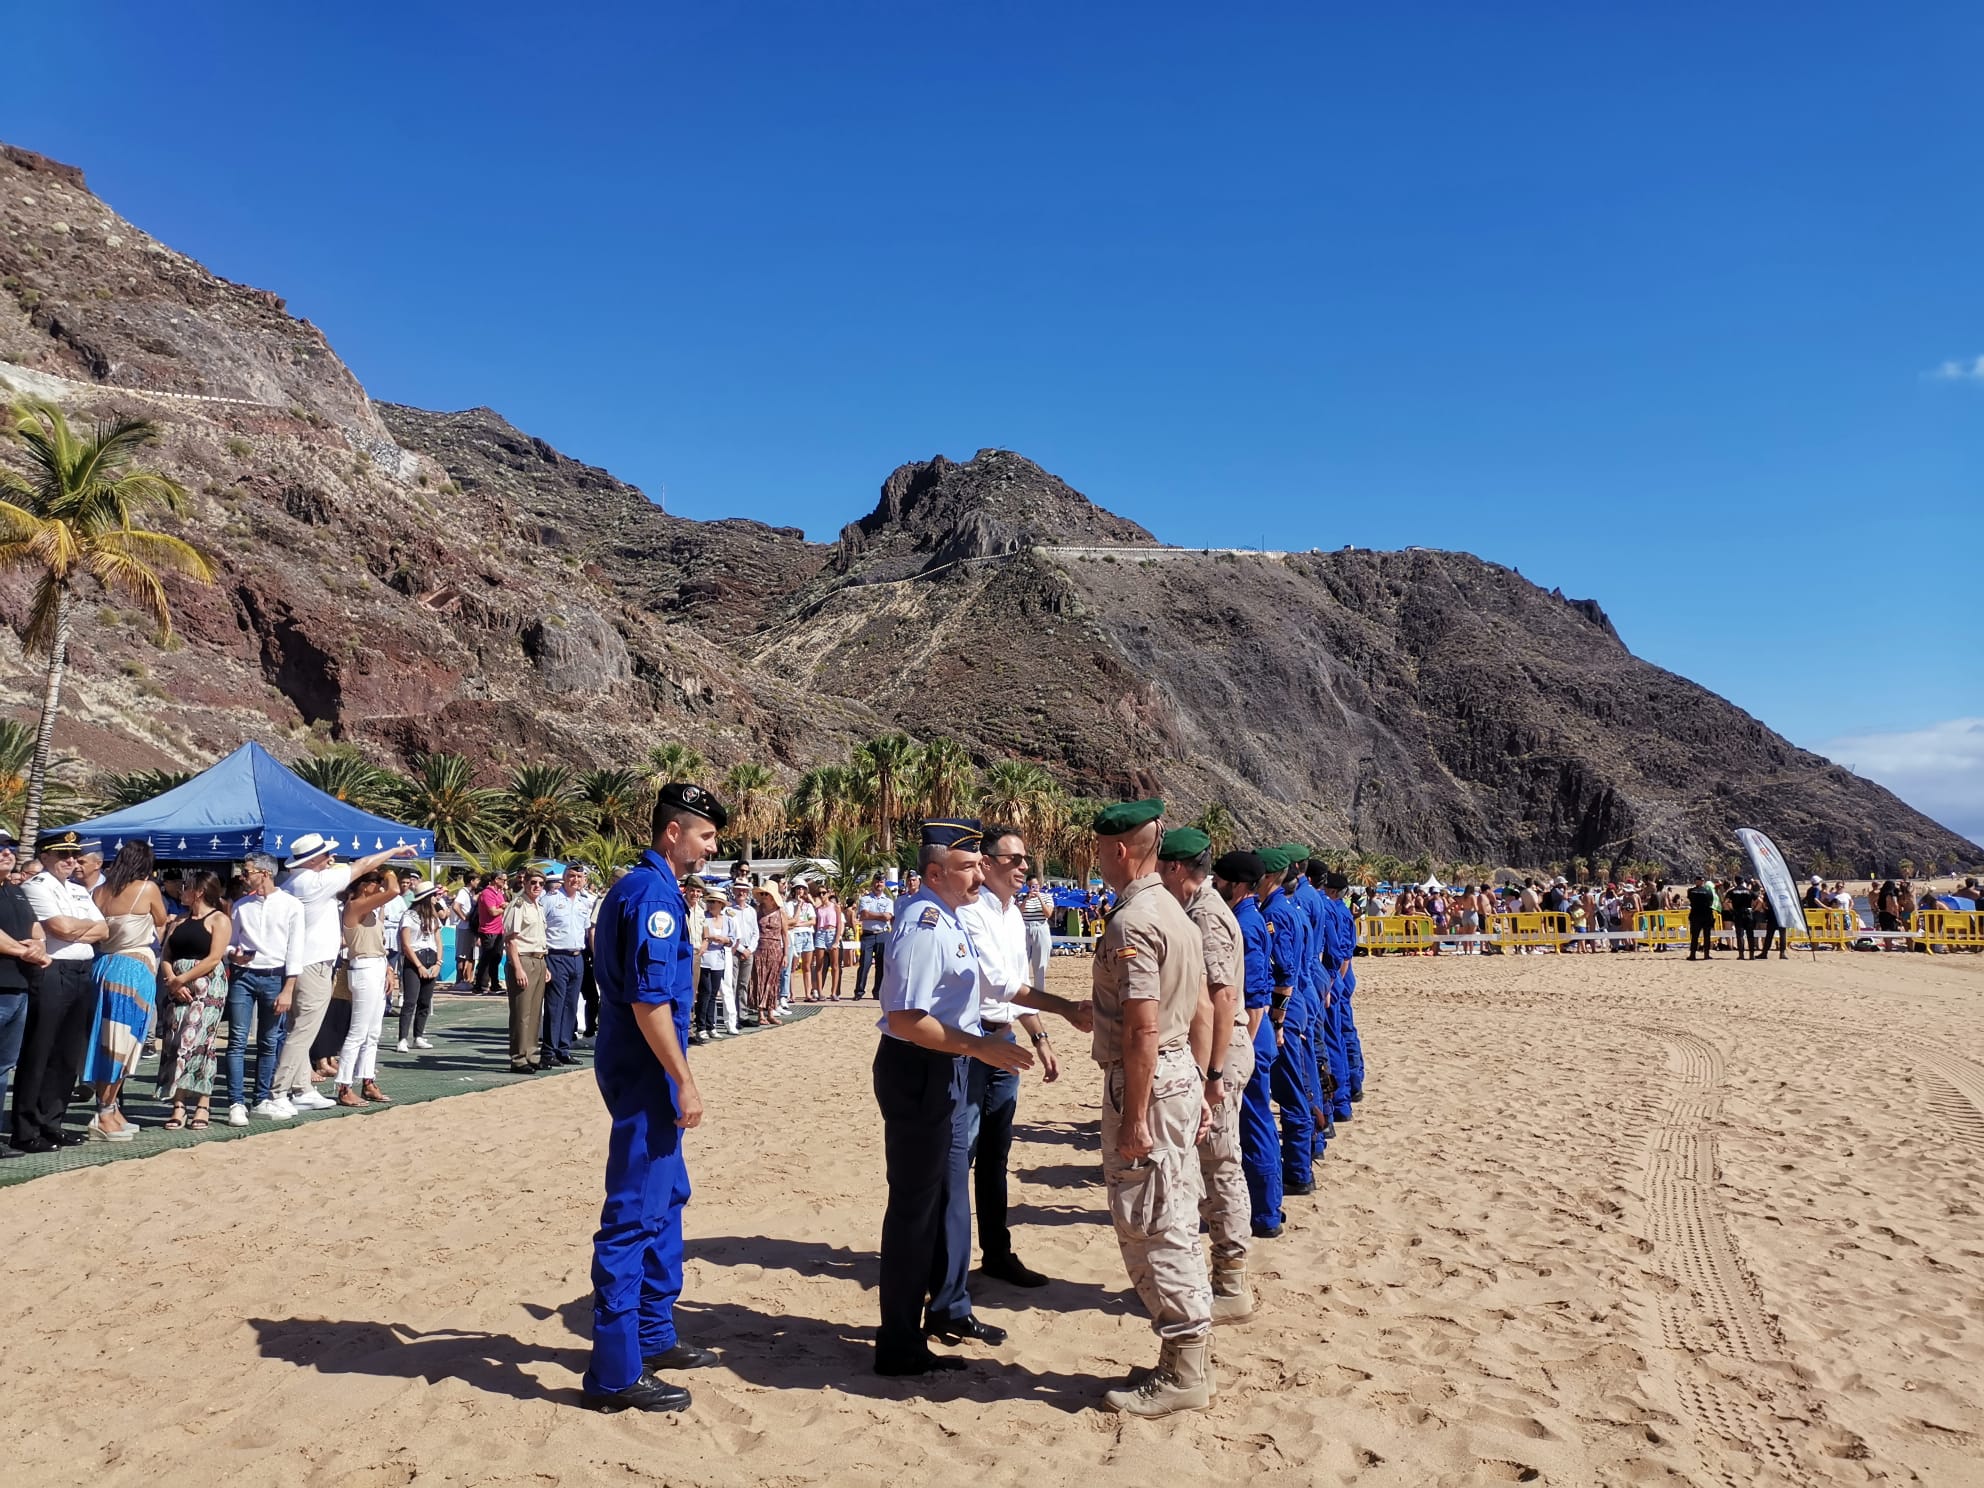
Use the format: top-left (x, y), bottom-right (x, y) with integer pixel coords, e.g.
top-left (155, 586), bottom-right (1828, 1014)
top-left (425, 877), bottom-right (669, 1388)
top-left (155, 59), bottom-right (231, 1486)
top-left (0, 140), bottom-right (1974, 874)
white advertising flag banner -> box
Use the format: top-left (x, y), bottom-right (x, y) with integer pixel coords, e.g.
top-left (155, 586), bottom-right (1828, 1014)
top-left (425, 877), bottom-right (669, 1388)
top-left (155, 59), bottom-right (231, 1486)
top-left (1736, 827), bottom-right (1808, 935)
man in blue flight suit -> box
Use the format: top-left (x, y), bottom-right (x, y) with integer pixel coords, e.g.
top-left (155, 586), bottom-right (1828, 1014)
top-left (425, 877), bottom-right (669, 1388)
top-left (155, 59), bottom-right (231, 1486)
top-left (872, 818), bottom-right (1034, 1377)
top-left (1284, 847), bottom-right (1349, 1134)
top-left (1219, 851), bottom-right (1281, 1241)
top-left (1274, 849), bottom-right (1333, 1179)
top-left (580, 781), bottom-right (729, 1414)
top-left (1320, 869), bottom-right (1366, 1102)
top-left (1252, 848), bottom-right (1318, 1216)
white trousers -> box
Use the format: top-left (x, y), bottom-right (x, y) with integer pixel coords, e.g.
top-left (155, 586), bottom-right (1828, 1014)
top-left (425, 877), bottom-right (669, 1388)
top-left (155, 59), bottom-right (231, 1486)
top-left (339, 957), bottom-right (389, 1083)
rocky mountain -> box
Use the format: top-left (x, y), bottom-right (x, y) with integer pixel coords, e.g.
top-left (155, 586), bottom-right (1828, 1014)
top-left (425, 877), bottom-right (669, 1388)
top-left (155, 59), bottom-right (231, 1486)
top-left (0, 140), bottom-right (1974, 874)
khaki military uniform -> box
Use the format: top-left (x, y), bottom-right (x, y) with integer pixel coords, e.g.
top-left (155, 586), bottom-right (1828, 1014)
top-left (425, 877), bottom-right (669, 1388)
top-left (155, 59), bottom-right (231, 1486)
top-left (1183, 879), bottom-right (1252, 1266)
top-left (1092, 874), bottom-right (1212, 1341)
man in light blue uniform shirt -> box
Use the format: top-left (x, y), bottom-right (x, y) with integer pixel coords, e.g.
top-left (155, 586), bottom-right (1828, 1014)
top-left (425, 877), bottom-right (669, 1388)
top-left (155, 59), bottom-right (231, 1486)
top-left (541, 866), bottom-right (595, 1067)
top-left (871, 818), bottom-right (1033, 1378)
top-left (580, 783), bottom-right (728, 1415)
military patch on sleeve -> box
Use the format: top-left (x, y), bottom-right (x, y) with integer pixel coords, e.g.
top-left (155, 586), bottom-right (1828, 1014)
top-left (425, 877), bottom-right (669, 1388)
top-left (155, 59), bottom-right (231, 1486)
top-left (918, 905), bottom-right (941, 928)
top-left (1116, 946), bottom-right (1139, 961)
top-left (647, 910), bottom-right (676, 939)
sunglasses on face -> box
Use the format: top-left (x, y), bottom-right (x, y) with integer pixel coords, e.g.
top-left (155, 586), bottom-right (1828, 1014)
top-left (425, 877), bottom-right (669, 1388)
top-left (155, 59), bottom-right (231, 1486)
top-left (987, 852), bottom-right (1030, 865)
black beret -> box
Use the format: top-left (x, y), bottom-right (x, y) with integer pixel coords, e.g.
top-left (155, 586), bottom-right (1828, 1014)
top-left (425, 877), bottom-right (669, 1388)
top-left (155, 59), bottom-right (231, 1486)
top-left (1213, 849), bottom-right (1265, 885)
top-left (920, 817), bottom-right (983, 851)
top-left (657, 781), bottom-right (729, 829)
top-left (1325, 871), bottom-right (1350, 892)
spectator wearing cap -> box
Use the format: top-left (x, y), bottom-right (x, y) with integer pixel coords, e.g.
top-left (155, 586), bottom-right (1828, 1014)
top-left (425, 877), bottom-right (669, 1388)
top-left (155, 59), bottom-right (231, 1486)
top-left (227, 853), bottom-right (303, 1123)
top-left (1157, 828), bottom-right (1256, 1323)
top-left (580, 781), bottom-right (730, 1415)
top-left (541, 864), bottom-right (594, 1066)
top-left (1088, 798), bottom-right (1215, 1416)
top-left (503, 870), bottom-right (550, 1074)
top-left (692, 888), bottom-right (732, 1045)
top-left (0, 831), bottom-right (51, 1157)
top-left (724, 880), bottom-right (757, 1032)
top-left (11, 830), bottom-right (108, 1152)
top-left (271, 832), bottom-right (420, 1112)
top-left (851, 873), bottom-right (895, 1000)
top-left (871, 817), bottom-right (1032, 1378)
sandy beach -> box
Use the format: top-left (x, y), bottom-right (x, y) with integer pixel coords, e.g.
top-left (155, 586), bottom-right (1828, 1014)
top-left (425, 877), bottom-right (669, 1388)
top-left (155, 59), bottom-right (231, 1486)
top-left (4, 948), bottom-right (1982, 1487)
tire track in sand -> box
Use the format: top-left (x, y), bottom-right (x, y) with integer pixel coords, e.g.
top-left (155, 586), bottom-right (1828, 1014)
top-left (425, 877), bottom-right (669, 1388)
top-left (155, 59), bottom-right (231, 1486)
top-left (1899, 1042), bottom-right (1984, 1153)
top-left (1639, 1028), bottom-right (1818, 1487)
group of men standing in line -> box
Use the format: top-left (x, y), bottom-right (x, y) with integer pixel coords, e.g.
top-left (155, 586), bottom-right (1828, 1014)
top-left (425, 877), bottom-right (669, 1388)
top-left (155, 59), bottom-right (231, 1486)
top-left (569, 781), bottom-right (1366, 1420)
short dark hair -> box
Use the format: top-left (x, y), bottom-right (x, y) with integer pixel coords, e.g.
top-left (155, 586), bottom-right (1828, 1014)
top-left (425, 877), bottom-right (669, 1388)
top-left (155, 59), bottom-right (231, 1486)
top-left (652, 797), bottom-right (704, 840)
top-left (982, 825), bottom-right (1023, 855)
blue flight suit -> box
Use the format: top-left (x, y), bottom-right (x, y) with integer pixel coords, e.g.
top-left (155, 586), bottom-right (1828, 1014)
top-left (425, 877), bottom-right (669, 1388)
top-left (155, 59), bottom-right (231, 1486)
top-left (1291, 877), bottom-right (1339, 1146)
top-left (584, 850), bottom-right (696, 1396)
top-left (1263, 888), bottom-right (1316, 1187)
top-left (873, 887), bottom-right (985, 1359)
top-left (1233, 894), bottom-right (1282, 1231)
top-left (1327, 894), bottom-right (1366, 1097)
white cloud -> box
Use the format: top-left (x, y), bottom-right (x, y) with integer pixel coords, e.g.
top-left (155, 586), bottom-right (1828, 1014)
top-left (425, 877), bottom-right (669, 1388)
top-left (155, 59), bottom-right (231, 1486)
top-left (1818, 717), bottom-right (1984, 846)
top-left (1928, 355), bottom-right (1984, 381)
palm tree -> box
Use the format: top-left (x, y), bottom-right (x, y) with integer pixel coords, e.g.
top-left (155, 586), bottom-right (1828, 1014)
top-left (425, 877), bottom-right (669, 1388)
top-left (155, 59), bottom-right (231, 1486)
top-left (563, 829), bottom-right (642, 876)
top-left (0, 400), bottom-right (216, 846)
top-left (722, 761), bottom-right (779, 859)
top-left (980, 758), bottom-right (1054, 839)
top-left (644, 741), bottom-right (707, 794)
top-left (84, 765), bottom-right (195, 815)
top-left (397, 751), bottom-right (502, 856)
top-left (503, 762), bottom-right (582, 857)
top-left (293, 748), bottom-right (405, 815)
top-left (1190, 801), bottom-right (1238, 855)
top-left (1052, 794), bottom-right (1106, 884)
top-left (579, 766), bottom-right (649, 840)
top-left (0, 718), bottom-right (87, 831)
top-left (914, 737), bottom-right (978, 821)
top-left (851, 732), bottom-right (920, 854)
top-left (797, 823), bottom-right (890, 906)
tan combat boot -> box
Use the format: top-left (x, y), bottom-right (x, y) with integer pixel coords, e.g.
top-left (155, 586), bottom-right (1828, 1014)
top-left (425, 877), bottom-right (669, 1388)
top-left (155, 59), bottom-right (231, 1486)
top-left (1211, 1261), bottom-right (1255, 1324)
top-left (1102, 1335), bottom-right (1214, 1417)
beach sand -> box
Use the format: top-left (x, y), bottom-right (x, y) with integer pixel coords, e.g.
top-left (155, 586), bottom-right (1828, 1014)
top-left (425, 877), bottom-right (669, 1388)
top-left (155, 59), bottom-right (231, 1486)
top-left (4, 948), bottom-right (1982, 1487)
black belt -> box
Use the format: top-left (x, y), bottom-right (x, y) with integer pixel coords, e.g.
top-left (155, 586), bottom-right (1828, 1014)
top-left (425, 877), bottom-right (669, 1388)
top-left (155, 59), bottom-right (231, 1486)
top-left (982, 1019), bottom-right (1012, 1031)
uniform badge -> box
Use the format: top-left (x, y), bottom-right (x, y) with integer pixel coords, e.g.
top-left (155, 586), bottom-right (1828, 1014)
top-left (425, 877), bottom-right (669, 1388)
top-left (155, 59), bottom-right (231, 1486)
top-left (918, 905), bottom-right (941, 928)
top-left (957, 942), bottom-right (968, 958)
top-left (1116, 947), bottom-right (1139, 961)
top-left (647, 910), bottom-right (676, 938)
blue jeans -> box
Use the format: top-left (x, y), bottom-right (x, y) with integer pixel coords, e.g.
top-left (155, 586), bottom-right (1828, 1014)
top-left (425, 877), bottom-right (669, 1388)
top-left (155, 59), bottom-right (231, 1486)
top-left (0, 988), bottom-right (27, 1138)
top-left (226, 966), bottom-right (288, 1107)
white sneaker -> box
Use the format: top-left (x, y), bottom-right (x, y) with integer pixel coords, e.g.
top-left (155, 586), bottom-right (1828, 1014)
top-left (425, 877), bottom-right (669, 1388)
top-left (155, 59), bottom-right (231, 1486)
top-left (290, 1088), bottom-right (335, 1111)
top-left (227, 1103), bottom-right (249, 1127)
top-left (251, 1099), bottom-right (292, 1121)
top-left (397, 1039), bottom-right (411, 1053)
top-left (415, 1037), bottom-right (434, 1049)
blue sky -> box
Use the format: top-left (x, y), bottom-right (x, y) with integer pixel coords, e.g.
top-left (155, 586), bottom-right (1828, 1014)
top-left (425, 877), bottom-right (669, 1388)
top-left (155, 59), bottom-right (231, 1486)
top-left (10, 2), bottom-right (1982, 840)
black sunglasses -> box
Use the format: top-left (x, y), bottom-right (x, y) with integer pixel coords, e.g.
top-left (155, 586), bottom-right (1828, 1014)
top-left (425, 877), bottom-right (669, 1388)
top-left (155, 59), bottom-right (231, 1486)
top-left (987, 852), bottom-right (1031, 864)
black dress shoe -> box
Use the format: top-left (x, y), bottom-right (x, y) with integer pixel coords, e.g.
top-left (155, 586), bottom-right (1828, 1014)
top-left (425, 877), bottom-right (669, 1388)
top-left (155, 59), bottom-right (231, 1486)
top-left (1251, 1220), bottom-right (1283, 1239)
top-left (579, 1370), bottom-right (692, 1413)
top-left (14, 1137), bottom-right (56, 1154)
top-left (875, 1348), bottom-right (966, 1377)
top-left (1320, 1119), bottom-right (1336, 1140)
top-left (644, 1342), bottom-right (718, 1371)
top-left (0, 1142), bottom-right (28, 1158)
top-left (978, 1252), bottom-right (1049, 1288)
top-left (1350, 1087), bottom-right (1364, 1103)
top-left (54, 1132), bottom-right (89, 1147)
top-left (926, 1314), bottom-right (1006, 1347)
top-left (1284, 1178), bottom-right (1315, 1196)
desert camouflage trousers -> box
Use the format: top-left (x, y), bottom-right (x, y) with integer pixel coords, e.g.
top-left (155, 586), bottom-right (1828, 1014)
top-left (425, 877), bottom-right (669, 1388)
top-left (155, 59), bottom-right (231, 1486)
top-left (1101, 1044), bottom-right (1213, 1340)
top-left (1198, 1021), bottom-right (1256, 1264)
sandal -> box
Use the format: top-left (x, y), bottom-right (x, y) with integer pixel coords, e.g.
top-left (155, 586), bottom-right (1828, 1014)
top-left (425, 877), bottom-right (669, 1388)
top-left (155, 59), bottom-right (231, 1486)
top-left (336, 1085), bottom-right (363, 1108)
top-left (361, 1080), bottom-right (391, 1103)
top-left (190, 1106), bottom-right (211, 1131)
top-left (163, 1103), bottom-right (187, 1131)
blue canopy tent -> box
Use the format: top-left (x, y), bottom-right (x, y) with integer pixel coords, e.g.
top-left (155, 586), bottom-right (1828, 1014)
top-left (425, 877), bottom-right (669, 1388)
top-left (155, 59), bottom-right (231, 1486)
top-left (50, 741), bottom-right (433, 862)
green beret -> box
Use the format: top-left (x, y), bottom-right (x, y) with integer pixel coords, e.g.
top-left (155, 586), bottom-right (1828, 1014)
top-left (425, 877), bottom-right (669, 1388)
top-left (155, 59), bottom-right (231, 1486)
top-left (1277, 841), bottom-right (1309, 864)
top-left (1093, 798), bottom-right (1164, 837)
top-left (1158, 826), bottom-right (1210, 861)
top-left (1254, 846), bottom-right (1290, 876)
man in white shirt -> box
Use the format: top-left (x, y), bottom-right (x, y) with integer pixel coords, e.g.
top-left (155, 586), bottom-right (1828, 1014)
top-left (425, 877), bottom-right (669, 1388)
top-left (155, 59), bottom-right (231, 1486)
top-left (724, 881), bottom-right (758, 1032)
top-left (11, 830), bottom-right (108, 1152)
top-left (270, 831), bottom-right (418, 1110)
top-left (227, 852), bottom-right (305, 1123)
top-left (541, 865), bottom-right (596, 1065)
top-left (958, 824), bottom-right (1093, 1289)
top-left (851, 874), bottom-right (895, 1001)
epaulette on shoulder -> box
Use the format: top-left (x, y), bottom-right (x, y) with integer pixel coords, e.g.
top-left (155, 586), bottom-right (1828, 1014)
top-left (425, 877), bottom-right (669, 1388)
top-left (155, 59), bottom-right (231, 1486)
top-left (916, 903), bottom-right (941, 929)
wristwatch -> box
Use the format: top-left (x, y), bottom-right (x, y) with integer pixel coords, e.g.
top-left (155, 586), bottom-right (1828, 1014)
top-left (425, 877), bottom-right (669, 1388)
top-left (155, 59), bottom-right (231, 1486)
top-left (1205, 1065), bottom-right (1225, 1083)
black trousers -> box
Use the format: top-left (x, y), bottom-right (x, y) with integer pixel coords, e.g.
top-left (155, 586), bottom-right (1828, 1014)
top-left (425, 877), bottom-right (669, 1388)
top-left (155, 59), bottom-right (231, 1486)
top-left (873, 1037), bottom-right (970, 1360)
top-left (972, 1047), bottom-right (1021, 1261)
top-left (581, 948), bottom-right (599, 1036)
top-left (1688, 919), bottom-right (1715, 958)
top-left (1733, 918), bottom-right (1756, 957)
top-left (852, 932), bottom-right (887, 999)
top-left (474, 931), bottom-right (504, 992)
top-left (695, 967), bottom-right (724, 1036)
top-left (11, 959), bottom-right (94, 1146)
top-left (1756, 924), bottom-right (1786, 958)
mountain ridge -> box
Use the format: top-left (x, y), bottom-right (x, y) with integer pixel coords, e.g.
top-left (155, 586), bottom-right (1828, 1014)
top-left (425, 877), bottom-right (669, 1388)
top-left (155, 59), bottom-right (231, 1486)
top-left (0, 139), bottom-right (1974, 875)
